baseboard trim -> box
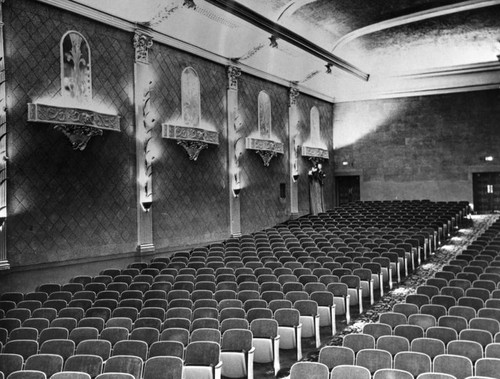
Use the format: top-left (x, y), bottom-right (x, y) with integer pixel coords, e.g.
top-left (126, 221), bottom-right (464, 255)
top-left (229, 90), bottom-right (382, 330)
top-left (3, 239), bottom-right (227, 275)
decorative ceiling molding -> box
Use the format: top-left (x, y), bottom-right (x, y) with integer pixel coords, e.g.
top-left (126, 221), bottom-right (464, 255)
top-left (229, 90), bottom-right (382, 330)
top-left (335, 61), bottom-right (500, 102)
top-left (276, 0), bottom-right (318, 22)
top-left (36, 0), bottom-right (335, 104)
top-left (332, 0), bottom-right (500, 52)
top-left (38, 0), bottom-right (135, 32)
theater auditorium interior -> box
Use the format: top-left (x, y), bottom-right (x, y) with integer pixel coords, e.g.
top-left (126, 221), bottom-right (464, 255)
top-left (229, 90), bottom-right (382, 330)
top-left (2, 0), bottom-right (500, 378)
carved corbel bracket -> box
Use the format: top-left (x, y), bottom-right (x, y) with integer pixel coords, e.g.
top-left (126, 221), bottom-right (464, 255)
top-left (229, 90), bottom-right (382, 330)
top-left (27, 103), bottom-right (121, 150)
top-left (54, 124), bottom-right (103, 151)
top-left (177, 140), bottom-right (207, 161)
top-left (245, 137), bottom-right (284, 166)
top-left (162, 123), bottom-right (219, 161)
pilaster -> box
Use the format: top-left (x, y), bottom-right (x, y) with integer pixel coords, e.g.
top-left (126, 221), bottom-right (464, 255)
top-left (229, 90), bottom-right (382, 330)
top-left (289, 86), bottom-right (300, 218)
top-left (0, 1), bottom-right (7, 269)
top-left (227, 66), bottom-right (242, 237)
top-left (134, 30), bottom-right (155, 254)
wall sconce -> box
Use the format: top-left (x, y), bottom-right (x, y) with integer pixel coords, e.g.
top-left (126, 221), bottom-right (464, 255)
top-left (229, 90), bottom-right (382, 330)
top-left (233, 183), bottom-right (241, 197)
top-left (140, 177), bottom-right (153, 212)
top-left (485, 156), bottom-right (494, 162)
top-left (233, 172), bottom-right (241, 197)
top-left (141, 199), bottom-right (153, 212)
top-left (292, 173), bottom-right (299, 182)
top-left (0, 205), bottom-right (6, 229)
top-left (233, 174), bottom-right (241, 197)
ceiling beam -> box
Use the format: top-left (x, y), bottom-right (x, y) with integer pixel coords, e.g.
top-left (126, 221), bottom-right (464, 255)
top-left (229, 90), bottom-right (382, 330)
top-left (202, 0), bottom-right (369, 81)
top-left (332, 0), bottom-right (500, 52)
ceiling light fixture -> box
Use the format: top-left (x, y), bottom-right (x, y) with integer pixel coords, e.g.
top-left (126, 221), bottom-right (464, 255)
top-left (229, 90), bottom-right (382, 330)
top-left (183, 0), bottom-right (196, 9)
top-left (269, 35), bottom-right (278, 48)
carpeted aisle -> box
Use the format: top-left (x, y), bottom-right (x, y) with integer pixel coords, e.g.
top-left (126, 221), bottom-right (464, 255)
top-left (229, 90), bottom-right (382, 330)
top-left (249, 214), bottom-right (497, 379)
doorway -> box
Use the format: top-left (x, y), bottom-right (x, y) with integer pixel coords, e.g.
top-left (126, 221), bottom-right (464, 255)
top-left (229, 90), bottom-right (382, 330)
top-left (472, 172), bottom-right (500, 214)
top-left (335, 175), bottom-right (360, 206)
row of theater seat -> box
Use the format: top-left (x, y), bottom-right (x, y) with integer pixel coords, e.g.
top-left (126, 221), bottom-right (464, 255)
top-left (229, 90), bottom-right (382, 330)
top-left (0, 200), bottom-right (470, 379)
top-left (0, 328), bottom-right (256, 379)
top-left (321, 216), bottom-right (500, 379)
top-left (288, 359), bottom-right (499, 379)
top-left (0, 354), bottom-right (191, 379)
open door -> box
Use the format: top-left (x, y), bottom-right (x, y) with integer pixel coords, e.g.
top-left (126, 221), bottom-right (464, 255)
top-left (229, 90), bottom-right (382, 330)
top-left (335, 175), bottom-right (360, 206)
top-left (473, 172), bottom-right (500, 214)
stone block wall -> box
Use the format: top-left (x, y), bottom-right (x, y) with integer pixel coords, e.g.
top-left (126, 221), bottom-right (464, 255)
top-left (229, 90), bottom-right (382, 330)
top-left (333, 90), bottom-right (500, 202)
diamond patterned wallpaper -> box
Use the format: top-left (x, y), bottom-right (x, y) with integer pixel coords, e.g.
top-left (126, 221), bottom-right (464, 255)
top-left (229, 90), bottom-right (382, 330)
top-left (295, 94), bottom-right (334, 214)
top-left (238, 74), bottom-right (290, 234)
top-left (149, 45), bottom-right (230, 248)
top-left (2, 0), bottom-right (336, 269)
top-left (4, 0), bottom-right (137, 267)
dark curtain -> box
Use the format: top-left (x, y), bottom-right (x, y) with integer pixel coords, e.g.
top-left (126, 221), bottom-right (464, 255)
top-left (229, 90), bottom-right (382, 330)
top-left (309, 166), bottom-right (326, 215)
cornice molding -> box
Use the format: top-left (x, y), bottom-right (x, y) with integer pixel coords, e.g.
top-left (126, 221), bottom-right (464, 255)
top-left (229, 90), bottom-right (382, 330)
top-left (37, 0), bottom-right (136, 31)
top-left (36, 0), bottom-right (335, 103)
top-left (395, 61), bottom-right (500, 79)
top-left (335, 61), bottom-right (500, 102)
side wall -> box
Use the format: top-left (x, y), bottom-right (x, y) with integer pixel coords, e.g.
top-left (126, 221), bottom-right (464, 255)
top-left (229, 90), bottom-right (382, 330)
top-left (5, 0), bottom-right (137, 269)
top-left (333, 90), bottom-right (500, 202)
top-left (238, 75), bottom-right (290, 233)
top-left (150, 45), bottom-right (230, 249)
top-left (0, 0), bottom-right (334, 291)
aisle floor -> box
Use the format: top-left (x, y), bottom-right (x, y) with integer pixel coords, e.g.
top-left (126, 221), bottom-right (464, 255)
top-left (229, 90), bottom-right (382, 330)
top-left (248, 214), bottom-right (497, 379)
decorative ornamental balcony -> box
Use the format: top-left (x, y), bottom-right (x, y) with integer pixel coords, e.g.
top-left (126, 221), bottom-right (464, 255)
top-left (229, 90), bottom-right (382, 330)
top-left (27, 31), bottom-right (121, 151)
top-left (162, 123), bottom-right (219, 161)
top-left (27, 102), bottom-right (121, 151)
top-left (300, 145), bottom-right (329, 161)
top-left (245, 137), bottom-right (284, 166)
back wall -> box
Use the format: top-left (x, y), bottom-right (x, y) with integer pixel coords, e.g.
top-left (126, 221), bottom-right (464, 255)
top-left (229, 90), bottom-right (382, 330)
top-left (333, 90), bottom-right (500, 203)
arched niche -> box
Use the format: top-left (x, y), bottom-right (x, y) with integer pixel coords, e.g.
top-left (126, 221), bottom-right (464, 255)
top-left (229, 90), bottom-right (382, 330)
top-left (162, 66), bottom-right (219, 161)
top-left (245, 90), bottom-right (284, 166)
top-left (301, 106), bottom-right (329, 163)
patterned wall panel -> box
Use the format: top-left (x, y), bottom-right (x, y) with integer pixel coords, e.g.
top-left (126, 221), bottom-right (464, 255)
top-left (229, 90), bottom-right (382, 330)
top-left (4, 0), bottom-right (136, 267)
top-left (295, 94), bottom-right (334, 214)
top-left (238, 74), bottom-right (290, 233)
top-left (150, 45), bottom-right (229, 248)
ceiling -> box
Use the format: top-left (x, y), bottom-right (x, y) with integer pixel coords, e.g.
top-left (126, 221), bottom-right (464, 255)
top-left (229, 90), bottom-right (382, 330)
top-left (71, 0), bottom-right (500, 101)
